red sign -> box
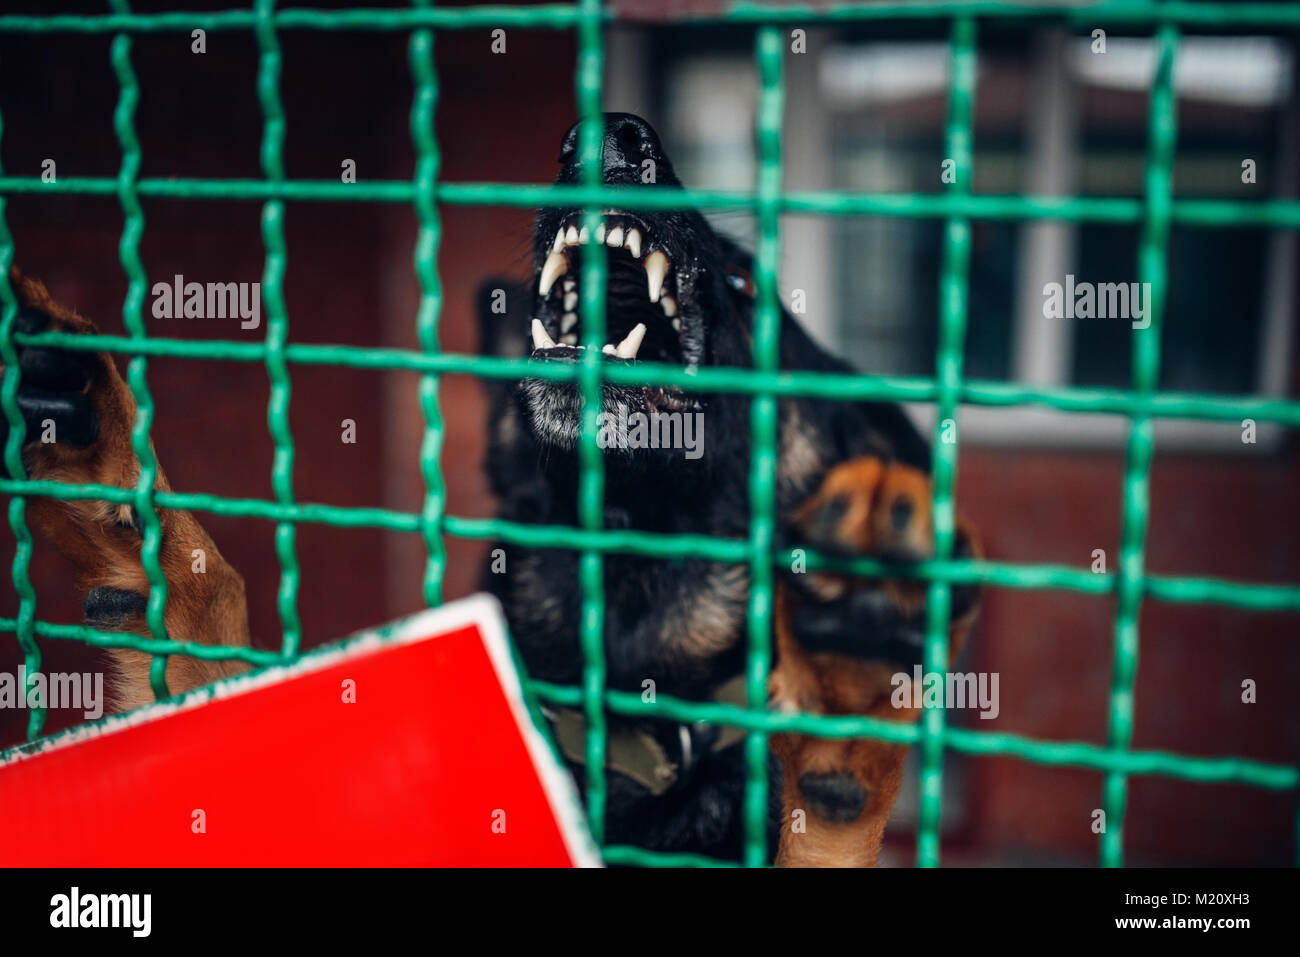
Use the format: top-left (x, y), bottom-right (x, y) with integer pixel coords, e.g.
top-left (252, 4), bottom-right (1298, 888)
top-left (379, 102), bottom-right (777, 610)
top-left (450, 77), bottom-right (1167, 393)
top-left (0, 595), bottom-right (600, 867)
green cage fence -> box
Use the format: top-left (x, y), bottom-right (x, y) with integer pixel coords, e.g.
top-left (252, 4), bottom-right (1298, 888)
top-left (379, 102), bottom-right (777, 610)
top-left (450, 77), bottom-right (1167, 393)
top-left (0, 0), bottom-right (1299, 869)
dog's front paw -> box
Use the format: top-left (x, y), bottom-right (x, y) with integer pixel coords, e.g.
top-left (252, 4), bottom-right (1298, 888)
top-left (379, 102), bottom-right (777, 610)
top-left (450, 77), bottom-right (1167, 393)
top-left (2, 271), bottom-right (146, 522)
top-left (785, 457), bottom-right (980, 666)
top-left (0, 271), bottom-right (165, 587)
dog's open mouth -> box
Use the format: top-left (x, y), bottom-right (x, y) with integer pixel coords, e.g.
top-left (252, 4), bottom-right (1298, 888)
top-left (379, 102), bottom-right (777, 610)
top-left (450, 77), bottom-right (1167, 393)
top-left (529, 209), bottom-right (703, 414)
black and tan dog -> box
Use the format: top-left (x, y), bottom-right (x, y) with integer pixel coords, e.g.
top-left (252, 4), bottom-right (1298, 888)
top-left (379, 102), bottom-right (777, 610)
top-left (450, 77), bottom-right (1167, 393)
top-left (481, 113), bottom-right (979, 859)
top-left (3, 113), bottom-right (978, 864)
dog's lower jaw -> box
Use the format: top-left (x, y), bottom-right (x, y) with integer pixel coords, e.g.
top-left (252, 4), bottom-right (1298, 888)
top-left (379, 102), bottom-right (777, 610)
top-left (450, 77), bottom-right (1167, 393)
top-left (517, 378), bottom-right (704, 466)
top-left (519, 380), bottom-right (583, 450)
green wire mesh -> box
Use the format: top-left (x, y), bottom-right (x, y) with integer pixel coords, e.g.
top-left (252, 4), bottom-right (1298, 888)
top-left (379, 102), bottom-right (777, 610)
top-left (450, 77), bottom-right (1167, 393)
top-left (0, 1), bottom-right (1298, 870)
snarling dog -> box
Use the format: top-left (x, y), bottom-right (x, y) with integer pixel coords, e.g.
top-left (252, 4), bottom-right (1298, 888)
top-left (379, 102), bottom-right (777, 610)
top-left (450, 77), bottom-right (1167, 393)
top-left (770, 457), bottom-right (981, 867)
top-left (482, 112), bottom-right (974, 860)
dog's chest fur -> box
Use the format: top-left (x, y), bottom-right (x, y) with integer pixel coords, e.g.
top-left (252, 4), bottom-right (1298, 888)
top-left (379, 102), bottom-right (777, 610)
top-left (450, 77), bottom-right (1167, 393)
top-left (492, 398), bottom-right (839, 694)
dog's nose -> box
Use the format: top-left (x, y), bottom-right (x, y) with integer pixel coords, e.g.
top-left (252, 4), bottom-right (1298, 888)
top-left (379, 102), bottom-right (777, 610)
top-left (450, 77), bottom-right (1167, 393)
top-left (557, 112), bottom-right (678, 186)
top-left (601, 113), bottom-right (660, 180)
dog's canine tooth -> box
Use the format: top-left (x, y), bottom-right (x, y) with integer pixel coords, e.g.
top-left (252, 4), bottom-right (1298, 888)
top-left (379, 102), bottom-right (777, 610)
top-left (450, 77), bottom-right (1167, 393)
top-left (625, 228), bottom-right (643, 259)
top-left (565, 225), bottom-right (579, 246)
top-left (563, 291), bottom-right (578, 312)
top-left (644, 250), bottom-right (669, 303)
top-left (552, 228), bottom-right (565, 253)
top-left (660, 294), bottom-right (678, 317)
top-left (605, 225), bottom-right (624, 248)
top-left (530, 318), bottom-right (557, 350)
top-left (539, 251), bottom-right (569, 296)
top-left (561, 311), bottom-right (578, 332)
top-left (615, 322), bottom-right (646, 359)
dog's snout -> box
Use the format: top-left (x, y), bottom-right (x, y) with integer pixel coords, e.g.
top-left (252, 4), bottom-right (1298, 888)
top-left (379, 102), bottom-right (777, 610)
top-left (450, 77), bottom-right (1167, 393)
top-left (556, 112), bottom-right (676, 186)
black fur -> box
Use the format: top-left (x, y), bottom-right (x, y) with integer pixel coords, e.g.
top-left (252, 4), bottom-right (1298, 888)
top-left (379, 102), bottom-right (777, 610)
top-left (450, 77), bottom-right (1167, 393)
top-left (482, 114), bottom-right (933, 859)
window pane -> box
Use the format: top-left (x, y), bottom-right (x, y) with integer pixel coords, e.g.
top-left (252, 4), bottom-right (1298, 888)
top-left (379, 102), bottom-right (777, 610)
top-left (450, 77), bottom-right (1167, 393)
top-left (1071, 36), bottom-right (1291, 394)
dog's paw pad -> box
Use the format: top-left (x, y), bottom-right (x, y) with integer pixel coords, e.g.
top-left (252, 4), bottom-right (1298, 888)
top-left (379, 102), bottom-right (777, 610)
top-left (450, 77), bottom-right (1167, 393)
top-left (84, 586), bottom-right (147, 628)
top-left (797, 771), bottom-right (867, 823)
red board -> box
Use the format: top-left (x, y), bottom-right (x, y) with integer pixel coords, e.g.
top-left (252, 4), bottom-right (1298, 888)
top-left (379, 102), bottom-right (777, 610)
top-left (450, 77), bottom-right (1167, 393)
top-left (0, 595), bottom-right (600, 867)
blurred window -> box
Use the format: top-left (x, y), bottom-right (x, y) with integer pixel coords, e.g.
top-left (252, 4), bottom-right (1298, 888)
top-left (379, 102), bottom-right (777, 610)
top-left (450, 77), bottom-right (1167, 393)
top-left (615, 27), bottom-right (1296, 449)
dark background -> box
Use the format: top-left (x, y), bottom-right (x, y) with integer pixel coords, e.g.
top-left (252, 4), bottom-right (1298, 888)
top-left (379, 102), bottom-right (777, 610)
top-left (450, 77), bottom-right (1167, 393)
top-left (0, 0), bottom-right (1296, 866)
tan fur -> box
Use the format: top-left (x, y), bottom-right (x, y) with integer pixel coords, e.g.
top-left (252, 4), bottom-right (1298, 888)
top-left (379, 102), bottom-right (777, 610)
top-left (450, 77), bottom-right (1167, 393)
top-left (668, 563), bottom-right (749, 660)
top-left (770, 456), bottom-right (981, 867)
top-left (9, 269), bottom-right (252, 711)
top-left (776, 403), bottom-right (828, 500)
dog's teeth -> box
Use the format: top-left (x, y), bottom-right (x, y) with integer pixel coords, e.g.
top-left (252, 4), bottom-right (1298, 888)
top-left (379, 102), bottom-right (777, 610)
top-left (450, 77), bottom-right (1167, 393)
top-left (563, 291), bottom-right (578, 312)
top-left (539, 252), bottom-right (569, 296)
top-left (565, 225), bottom-right (579, 246)
top-left (615, 322), bottom-right (646, 359)
top-left (562, 333), bottom-right (578, 345)
top-left (562, 278), bottom-right (576, 292)
top-left (672, 317), bottom-right (682, 332)
top-left (644, 250), bottom-right (669, 303)
top-left (660, 294), bottom-right (678, 317)
top-left (578, 225), bottom-right (590, 244)
top-left (625, 228), bottom-right (643, 258)
top-left (602, 343), bottom-right (616, 355)
top-left (531, 318), bottom-right (556, 351)
top-left (605, 226), bottom-right (624, 248)
top-left (595, 223), bottom-right (606, 244)
top-left (561, 311), bottom-right (578, 332)
top-left (552, 228), bottom-right (565, 253)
